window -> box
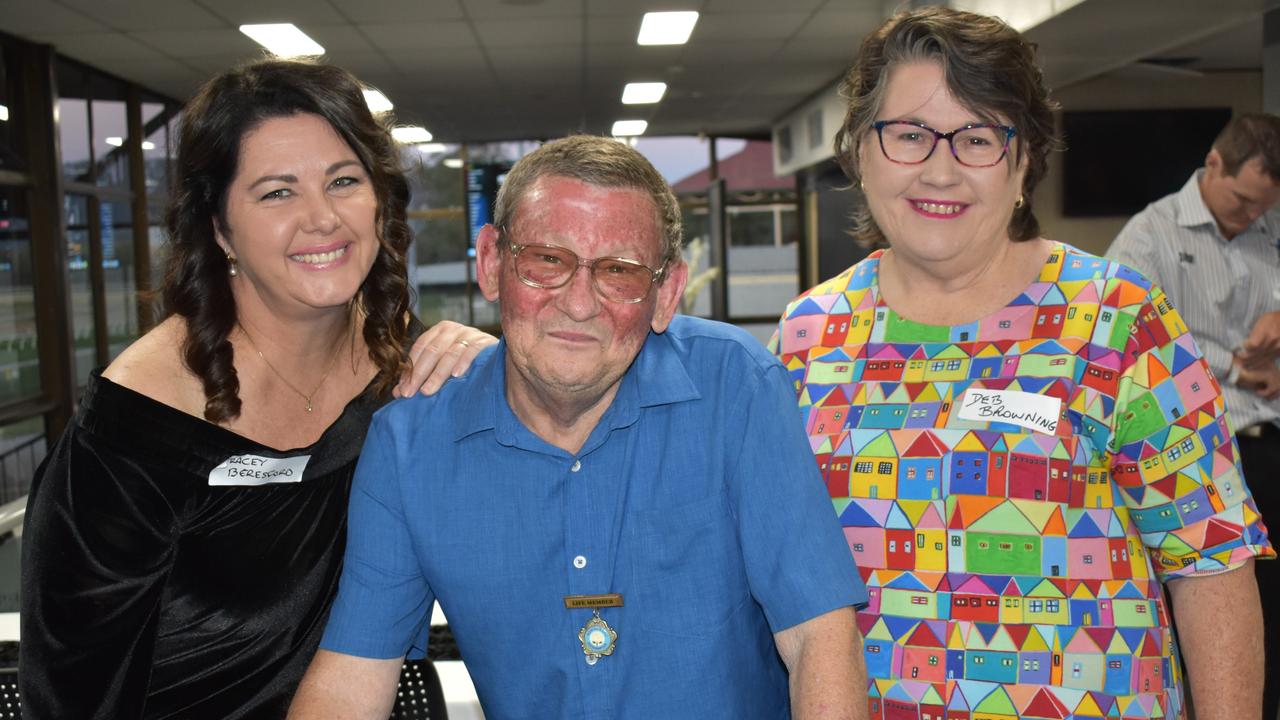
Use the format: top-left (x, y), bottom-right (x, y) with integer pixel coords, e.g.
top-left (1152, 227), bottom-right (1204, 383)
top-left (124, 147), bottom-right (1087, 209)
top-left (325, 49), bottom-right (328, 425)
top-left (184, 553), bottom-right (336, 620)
top-left (1046, 600), bottom-right (1060, 613)
top-left (999, 319), bottom-right (1011, 328)
top-left (1102, 311), bottom-right (1112, 321)
top-left (877, 461), bottom-right (893, 474)
top-left (907, 466), bottom-right (917, 479)
top-left (888, 540), bottom-right (896, 552)
top-left (974, 656), bottom-right (985, 664)
top-left (1109, 660), bottom-right (1123, 669)
top-left (904, 541), bottom-right (913, 552)
top-left (946, 359), bottom-right (961, 371)
top-left (955, 597), bottom-right (968, 606)
top-left (930, 361), bottom-right (944, 371)
top-left (1180, 438), bottom-right (1195, 453)
top-left (852, 543), bottom-right (864, 552)
top-left (1029, 600), bottom-right (1043, 612)
top-left (927, 656), bottom-right (938, 666)
top-left (854, 461), bottom-right (873, 474)
top-left (951, 536), bottom-right (961, 547)
top-left (911, 595), bottom-right (928, 605)
top-left (1083, 554), bottom-right (1093, 565)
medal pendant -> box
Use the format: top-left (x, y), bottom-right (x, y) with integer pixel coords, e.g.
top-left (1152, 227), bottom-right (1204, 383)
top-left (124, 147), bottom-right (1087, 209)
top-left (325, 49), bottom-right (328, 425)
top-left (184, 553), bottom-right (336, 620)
top-left (578, 610), bottom-right (617, 665)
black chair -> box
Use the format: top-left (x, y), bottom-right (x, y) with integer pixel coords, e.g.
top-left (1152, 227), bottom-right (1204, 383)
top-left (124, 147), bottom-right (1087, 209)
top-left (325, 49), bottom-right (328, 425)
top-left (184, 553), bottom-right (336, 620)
top-left (390, 658), bottom-right (448, 720)
top-left (0, 668), bottom-right (18, 719)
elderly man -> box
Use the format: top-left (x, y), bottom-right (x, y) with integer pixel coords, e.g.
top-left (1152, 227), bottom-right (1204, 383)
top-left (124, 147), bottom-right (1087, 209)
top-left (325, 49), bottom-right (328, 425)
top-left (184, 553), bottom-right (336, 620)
top-left (1107, 112), bottom-right (1280, 719)
top-left (289, 136), bottom-right (868, 720)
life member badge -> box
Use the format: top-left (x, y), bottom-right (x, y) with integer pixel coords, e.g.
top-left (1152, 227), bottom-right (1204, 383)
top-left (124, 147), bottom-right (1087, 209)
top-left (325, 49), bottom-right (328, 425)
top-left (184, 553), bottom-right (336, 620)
top-left (578, 610), bottom-right (617, 665)
top-left (565, 593), bottom-right (623, 666)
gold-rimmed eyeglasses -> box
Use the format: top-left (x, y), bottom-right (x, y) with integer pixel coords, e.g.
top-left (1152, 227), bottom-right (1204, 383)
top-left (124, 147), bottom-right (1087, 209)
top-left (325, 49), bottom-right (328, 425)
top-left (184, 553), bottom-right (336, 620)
top-left (500, 233), bottom-right (666, 304)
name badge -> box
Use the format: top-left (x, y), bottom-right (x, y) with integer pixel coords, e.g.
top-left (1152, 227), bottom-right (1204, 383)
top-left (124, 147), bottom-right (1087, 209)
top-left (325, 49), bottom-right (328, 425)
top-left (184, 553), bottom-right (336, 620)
top-left (208, 454), bottom-right (310, 486)
top-left (957, 388), bottom-right (1061, 435)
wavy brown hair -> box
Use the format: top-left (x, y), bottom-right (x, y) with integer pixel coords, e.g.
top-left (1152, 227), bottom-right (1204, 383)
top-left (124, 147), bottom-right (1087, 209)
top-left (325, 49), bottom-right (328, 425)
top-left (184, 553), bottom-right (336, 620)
top-left (833, 6), bottom-right (1061, 247)
top-left (161, 58), bottom-right (411, 422)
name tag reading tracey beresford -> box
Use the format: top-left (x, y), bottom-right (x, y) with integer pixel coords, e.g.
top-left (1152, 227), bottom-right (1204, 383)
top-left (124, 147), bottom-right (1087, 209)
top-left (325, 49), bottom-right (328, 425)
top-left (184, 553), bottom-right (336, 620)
top-left (957, 388), bottom-right (1062, 435)
top-left (208, 454), bottom-right (310, 486)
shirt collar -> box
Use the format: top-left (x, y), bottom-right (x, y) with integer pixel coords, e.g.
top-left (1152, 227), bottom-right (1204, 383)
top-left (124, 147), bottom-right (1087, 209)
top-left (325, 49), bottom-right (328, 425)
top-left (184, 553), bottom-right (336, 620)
top-left (449, 328), bottom-right (701, 447)
top-left (1176, 168), bottom-right (1278, 240)
top-left (1174, 169), bottom-right (1219, 232)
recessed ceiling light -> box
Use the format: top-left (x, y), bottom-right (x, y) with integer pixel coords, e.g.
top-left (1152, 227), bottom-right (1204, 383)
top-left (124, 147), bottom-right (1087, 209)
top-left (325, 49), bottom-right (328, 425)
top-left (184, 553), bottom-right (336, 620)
top-left (611, 120), bottom-right (648, 137)
top-left (622, 82), bottom-right (667, 105)
top-left (363, 89), bottom-right (393, 114)
top-left (239, 24), bottom-right (325, 58)
top-left (391, 126), bottom-right (433, 144)
top-left (105, 136), bottom-right (124, 147)
top-left (443, 158), bottom-right (464, 168)
top-left (637, 11), bottom-right (698, 46)
top-left (0, 105), bottom-right (8, 122)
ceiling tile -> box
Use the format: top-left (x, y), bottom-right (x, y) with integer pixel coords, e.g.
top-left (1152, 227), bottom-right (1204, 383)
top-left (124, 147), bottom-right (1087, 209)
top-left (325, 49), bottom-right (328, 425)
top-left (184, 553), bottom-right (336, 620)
top-left (694, 12), bottom-right (811, 42)
top-left (330, 0), bottom-right (464, 23)
top-left (473, 17), bottom-right (581, 46)
top-left (127, 28), bottom-right (257, 57)
top-left (0, 0), bottom-right (108, 34)
top-left (54, 0), bottom-right (224, 31)
top-left (358, 21), bottom-right (478, 50)
top-left (462, 0), bottom-right (584, 21)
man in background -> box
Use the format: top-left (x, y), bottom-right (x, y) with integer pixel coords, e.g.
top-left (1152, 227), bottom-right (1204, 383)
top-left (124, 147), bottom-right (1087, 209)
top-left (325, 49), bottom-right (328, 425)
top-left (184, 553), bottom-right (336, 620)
top-left (1108, 112), bottom-right (1280, 719)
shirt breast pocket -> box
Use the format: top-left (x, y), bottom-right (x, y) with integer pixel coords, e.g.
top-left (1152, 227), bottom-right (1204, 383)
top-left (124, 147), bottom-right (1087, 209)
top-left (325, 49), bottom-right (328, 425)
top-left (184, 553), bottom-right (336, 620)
top-left (627, 491), bottom-right (750, 639)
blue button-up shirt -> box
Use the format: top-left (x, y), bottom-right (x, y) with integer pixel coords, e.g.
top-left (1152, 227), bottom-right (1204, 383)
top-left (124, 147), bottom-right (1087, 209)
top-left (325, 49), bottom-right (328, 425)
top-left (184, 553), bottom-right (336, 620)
top-left (321, 315), bottom-right (865, 720)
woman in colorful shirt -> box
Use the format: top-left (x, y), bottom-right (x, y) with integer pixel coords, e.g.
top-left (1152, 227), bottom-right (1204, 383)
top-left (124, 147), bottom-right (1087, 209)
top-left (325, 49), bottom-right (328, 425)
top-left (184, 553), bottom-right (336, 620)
top-left (773, 7), bottom-right (1273, 719)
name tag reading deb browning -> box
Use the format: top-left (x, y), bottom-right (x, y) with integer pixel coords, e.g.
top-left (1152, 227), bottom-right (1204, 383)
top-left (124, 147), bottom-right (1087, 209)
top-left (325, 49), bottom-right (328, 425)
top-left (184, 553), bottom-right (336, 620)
top-left (957, 388), bottom-right (1062, 435)
top-left (208, 454), bottom-right (310, 486)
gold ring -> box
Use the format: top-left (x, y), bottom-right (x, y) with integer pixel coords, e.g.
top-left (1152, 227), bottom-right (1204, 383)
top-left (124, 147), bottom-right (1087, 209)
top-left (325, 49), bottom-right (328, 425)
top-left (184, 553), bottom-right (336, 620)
top-left (456, 339), bottom-right (470, 348)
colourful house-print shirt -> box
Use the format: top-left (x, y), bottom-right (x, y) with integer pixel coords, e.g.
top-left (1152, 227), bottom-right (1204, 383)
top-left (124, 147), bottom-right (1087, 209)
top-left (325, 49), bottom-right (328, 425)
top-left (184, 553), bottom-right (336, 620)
top-left (772, 243), bottom-right (1274, 719)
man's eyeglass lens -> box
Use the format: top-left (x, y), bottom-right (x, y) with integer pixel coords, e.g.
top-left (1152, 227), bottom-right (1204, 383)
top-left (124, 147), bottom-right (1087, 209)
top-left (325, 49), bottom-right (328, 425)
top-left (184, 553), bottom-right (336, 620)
top-left (513, 243), bottom-right (659, 303)
top-left (875, 121), bottom-right (1013, 167)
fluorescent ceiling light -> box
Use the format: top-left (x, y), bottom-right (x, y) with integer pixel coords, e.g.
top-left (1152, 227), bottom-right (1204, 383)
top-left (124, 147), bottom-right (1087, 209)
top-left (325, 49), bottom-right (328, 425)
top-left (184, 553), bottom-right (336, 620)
top-left (611, 120), bottom-right (648, 137)
top-left (105, 136), bottom-right (124, 147)
top-left (443, 158), bottom-right (464, 168)
top-left (0, 105), bottom-right (8, 122)
top-left (239, 24), bottom-right (324, 58)
top-left (363, 89), bottom-right (393, 113)
top-left (415, 143), bottom-right (448, 153)
top-left (622, 82), bottom-right (667, 105)
top-left (637, 11), bottom-right (698, 45)
top-left (141, 141), bottom-right (156, 150)
top-left (391, 126), bottom-right (433, 144)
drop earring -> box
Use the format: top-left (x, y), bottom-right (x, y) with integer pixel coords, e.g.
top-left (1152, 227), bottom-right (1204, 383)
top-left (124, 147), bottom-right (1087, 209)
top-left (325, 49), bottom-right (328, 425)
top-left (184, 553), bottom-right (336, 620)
top-left (227, 252), bottom-right (239, 277)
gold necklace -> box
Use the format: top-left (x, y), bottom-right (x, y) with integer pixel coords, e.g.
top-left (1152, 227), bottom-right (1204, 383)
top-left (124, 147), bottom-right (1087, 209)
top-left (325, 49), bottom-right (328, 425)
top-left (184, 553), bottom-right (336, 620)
top-left (237, 323), bottom-right (348, 413)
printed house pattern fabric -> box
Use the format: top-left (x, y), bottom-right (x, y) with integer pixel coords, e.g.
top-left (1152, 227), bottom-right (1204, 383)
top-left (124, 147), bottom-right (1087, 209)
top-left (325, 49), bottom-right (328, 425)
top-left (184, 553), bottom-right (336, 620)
top-left (773, 244), bottom-right (1273, 719)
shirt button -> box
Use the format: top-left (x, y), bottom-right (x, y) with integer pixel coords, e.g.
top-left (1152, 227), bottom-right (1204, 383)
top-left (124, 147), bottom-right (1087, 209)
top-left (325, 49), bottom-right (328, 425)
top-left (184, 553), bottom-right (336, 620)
top-left (570, 460), bottom-right (582, 472)
top-left (573, 555), bottom-right (587, 569)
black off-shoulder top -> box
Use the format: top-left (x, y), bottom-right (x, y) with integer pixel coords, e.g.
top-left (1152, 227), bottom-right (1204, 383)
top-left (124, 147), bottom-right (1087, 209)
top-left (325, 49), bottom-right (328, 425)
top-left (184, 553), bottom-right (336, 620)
top-left (20, 369), bottom-right (385, 719)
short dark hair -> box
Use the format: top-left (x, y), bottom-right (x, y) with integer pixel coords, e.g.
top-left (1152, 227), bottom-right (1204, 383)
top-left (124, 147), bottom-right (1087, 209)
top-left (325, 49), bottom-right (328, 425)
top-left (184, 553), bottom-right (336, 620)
top-left (833, 6), bottom-right (1061, 246)
top-left (161, 58), bottom-right (411, 422)
top-left (1213, 113), bottom-right (1280, 181)
top-left (494, 135), bottom-right (683, 268)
